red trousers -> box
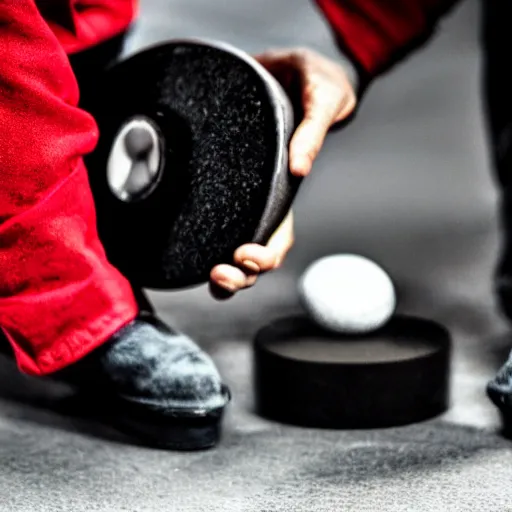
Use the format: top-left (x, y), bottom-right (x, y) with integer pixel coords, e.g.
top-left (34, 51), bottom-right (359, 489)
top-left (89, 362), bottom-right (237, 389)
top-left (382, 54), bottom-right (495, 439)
top-left (0, 0), bottom-right (457, 376)
top-left (0, 1), bottom-right (138, 376)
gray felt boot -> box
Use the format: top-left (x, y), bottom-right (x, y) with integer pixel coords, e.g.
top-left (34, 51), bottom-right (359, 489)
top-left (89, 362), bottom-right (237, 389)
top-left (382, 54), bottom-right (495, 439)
top-left (58, 312), bottom-right (231, 450)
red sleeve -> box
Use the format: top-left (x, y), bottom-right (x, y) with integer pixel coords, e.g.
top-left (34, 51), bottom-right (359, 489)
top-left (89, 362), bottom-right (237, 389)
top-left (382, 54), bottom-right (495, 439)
top-left (36, 0), bottom-right (138, 54)
top-left (315, 0), bottom-right (461, 78)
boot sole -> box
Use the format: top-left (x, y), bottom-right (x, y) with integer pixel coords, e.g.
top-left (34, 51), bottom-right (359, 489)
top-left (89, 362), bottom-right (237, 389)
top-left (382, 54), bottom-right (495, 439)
top-left (106, 386), bottom-right (231, 450)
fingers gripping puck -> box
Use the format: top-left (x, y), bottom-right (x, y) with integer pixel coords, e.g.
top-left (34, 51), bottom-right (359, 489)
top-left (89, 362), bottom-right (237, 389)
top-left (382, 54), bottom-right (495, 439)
top-left (86, 39), bottom-right (301, 289)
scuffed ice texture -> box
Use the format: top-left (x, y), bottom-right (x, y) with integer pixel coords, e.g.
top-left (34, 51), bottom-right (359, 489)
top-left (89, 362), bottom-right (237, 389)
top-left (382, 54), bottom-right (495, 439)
top-left (99, 317), bottom-right (227, 411)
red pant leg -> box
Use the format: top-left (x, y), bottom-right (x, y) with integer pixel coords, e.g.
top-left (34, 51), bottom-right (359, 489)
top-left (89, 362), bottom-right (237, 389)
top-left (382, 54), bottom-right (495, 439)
top-left (0, 1), bottom-right (138, 376)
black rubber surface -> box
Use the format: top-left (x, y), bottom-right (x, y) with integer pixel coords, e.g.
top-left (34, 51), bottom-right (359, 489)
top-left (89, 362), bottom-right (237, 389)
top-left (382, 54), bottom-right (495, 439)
top-left (254, 314), bottom-right (452, 428)
top-left (86, 41), bottom-right (295, 289)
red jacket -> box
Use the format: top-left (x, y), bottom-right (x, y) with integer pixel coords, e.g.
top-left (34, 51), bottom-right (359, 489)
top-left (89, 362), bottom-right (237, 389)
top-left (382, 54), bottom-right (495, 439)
top-left (315, 0), bottom-right (460, 77)
top-left (39, 0), bottom-right (461, 74)
top-left (0, 0), bottom-right (459, 375)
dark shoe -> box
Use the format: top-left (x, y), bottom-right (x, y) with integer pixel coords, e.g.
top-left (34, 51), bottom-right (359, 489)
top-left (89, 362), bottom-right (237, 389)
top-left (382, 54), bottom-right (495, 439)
top-left (489, 251), bottom-right (512, 424)
top-left (57, 312), bottom-right (230, 450)
top-left (487, 350), bottom-right (512, 424)
top-left (0, 287), bottom-right (229, 449)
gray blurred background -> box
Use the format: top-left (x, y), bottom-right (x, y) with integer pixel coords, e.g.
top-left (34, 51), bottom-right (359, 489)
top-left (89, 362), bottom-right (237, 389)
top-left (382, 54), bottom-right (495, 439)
top-left (3, 0), bottom-right (512, 510)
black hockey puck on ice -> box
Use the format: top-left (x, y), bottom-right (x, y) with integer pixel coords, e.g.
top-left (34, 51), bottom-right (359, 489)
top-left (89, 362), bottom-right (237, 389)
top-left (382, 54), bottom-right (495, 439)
top-left (253, 314), bottom-right (451, 429)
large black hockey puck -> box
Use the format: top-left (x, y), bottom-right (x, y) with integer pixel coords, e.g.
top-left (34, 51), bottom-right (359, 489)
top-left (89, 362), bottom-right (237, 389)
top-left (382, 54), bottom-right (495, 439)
top-left (253, 314), bottom-right (451, 429)
top-left (86, 39), bottom-right (300, 289)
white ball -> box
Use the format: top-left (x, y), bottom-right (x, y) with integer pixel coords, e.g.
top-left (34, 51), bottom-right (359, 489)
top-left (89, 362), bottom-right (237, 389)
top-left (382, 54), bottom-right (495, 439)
top-left (298, 254), bottom-right (396, 334)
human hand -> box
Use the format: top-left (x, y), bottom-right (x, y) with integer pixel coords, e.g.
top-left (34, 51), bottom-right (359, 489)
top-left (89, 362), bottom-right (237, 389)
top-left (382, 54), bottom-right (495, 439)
top-left (209, 47), bottom-right (357, 298)
top-left (255, 47), bottom-right (357, 177)
top-left (209, 210), bottom-right (294, 299)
